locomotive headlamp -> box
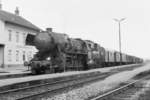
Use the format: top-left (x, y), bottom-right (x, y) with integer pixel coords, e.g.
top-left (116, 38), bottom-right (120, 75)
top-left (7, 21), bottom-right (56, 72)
top-left (46, 57), bottom-right (51, 60)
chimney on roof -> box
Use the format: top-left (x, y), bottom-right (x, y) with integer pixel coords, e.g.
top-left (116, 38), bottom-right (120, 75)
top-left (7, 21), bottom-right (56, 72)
top-left (0, 0), bottom-right (2, 10)
top-left (15, 7), bottom-right (19, 16)
top-left (46, 28), bottom-right (52, 32)
top-left (0, 4), bottom-right (2, 10)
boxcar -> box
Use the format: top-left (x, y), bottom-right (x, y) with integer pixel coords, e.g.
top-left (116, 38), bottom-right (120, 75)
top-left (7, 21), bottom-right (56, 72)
top-left (122, 53), bottom-right (127, 65)
top-left (114, 51), bottom-right (121, 65)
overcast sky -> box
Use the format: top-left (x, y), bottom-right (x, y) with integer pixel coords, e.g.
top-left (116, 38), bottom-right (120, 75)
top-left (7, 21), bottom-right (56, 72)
top-left (2, 0), bottom-right (150, 59)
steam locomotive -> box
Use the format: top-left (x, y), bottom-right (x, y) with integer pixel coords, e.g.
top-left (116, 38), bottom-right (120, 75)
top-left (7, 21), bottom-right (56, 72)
top-left (26, 28), bottom-right (143, 74)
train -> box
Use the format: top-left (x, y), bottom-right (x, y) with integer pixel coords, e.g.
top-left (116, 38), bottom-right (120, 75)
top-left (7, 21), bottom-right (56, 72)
top-left (26, 28), bottom-right (143, 74)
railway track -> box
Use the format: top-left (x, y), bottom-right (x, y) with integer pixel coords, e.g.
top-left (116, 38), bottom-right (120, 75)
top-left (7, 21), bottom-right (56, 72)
top-left (0, 64), bottom-right (144, 100)
top-left (0, 72), bottom-right (112, 100)
top-left (90, 73), bottom-right (150, 100)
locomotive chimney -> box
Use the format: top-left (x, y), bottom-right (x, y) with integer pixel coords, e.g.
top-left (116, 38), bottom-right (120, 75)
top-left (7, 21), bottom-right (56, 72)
top-left (46, 28), bottom-right (52, 32)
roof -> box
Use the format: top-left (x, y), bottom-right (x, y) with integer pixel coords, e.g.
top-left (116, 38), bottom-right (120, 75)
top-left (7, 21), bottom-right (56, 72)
top-left (0, 10), bottom-right (41, 31)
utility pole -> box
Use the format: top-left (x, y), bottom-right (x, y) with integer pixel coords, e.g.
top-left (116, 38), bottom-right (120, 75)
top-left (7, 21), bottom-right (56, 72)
top-left (114, 18), bottom-right (126, 64)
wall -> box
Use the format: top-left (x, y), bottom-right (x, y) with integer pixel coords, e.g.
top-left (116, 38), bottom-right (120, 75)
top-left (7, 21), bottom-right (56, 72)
top-left (0, 20), bottom-right (6, 44)
top-left (0, 45), bottom-right (4, 67)
top-left (4, 23), bottom-right (38, 67)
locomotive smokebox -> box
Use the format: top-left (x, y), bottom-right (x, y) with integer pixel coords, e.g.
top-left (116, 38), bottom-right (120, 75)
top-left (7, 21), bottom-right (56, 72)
top-left (34, 31), bottom-right (55, 52)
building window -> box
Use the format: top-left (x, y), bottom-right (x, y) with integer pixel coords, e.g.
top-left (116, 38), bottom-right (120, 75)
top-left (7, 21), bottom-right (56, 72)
top-left (16, 50), bottom-right (19, 62)
top-left (28, 51), bottom-right (32, 61)
top-left (8, 50), bottom-right (12, 62)
top-left (8, 30), bottom-right (12, 41)
top-left (23, 51), bottom-right (25, 61)
top-left (16, 32), bottom-right (19, 42)
top-left (23, 33), bottom-right (26, 45)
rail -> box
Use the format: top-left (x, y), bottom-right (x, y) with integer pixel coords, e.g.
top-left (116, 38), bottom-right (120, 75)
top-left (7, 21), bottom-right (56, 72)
top-left (91, 74), bottom-right (150, 100)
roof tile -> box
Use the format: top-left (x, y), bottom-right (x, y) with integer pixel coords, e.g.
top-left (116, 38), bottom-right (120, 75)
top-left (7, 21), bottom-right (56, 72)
top-left (0, 10), bottom-right (41, 31)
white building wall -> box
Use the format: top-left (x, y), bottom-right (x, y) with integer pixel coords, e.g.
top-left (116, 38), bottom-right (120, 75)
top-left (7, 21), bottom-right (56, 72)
top-left (3, 23), bottom-right (38, 67)
top-left (0, 20), bottom-right (6, 44)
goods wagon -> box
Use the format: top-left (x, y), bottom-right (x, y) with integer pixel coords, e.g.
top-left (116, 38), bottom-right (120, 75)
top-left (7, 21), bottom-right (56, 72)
top-left (114, 51), bottom-right (121, 65)
top-left (108, 50), bottom-right (115, 66)
top-left (122, 53), bottom-right (127, 65)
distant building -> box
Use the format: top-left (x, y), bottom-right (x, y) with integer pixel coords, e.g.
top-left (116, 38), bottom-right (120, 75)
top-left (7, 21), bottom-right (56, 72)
top-left (0, 8), bottom-right (40, 67)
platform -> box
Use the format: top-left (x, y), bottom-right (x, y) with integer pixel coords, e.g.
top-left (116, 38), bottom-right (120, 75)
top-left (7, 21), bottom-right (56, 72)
top-left (0, 64), bottom-right (143, 92)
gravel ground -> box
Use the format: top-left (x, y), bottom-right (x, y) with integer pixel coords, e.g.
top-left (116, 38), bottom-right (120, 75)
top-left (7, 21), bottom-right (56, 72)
top-left (129, 80), bottom-right (150, 100)
top-left (41, 63), bottom-right (150, 100)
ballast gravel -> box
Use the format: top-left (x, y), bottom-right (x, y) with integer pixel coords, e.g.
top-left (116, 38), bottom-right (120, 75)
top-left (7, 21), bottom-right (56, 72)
top-left (42, 63), bottom-right (150, 100)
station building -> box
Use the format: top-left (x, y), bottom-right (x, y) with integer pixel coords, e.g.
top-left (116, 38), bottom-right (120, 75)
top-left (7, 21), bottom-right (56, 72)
top-left (0, 8), bottom-right (40, 68)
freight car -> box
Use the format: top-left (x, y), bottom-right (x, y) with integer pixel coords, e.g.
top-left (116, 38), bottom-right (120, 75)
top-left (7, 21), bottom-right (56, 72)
top-left (114, 51), bottom-right (121, 65)
top-left (26, 28), bottom-right (143, 74)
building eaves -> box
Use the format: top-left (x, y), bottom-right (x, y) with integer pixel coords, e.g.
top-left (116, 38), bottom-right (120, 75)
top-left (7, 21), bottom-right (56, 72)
top-left (0, 10), bottom-right (41, 31)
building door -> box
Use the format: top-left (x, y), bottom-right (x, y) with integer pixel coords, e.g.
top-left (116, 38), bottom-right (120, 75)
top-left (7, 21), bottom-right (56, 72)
top-left (0, 45), bottom-right (4, 67)
top-left (23, 51), bottom-right (25, 61)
